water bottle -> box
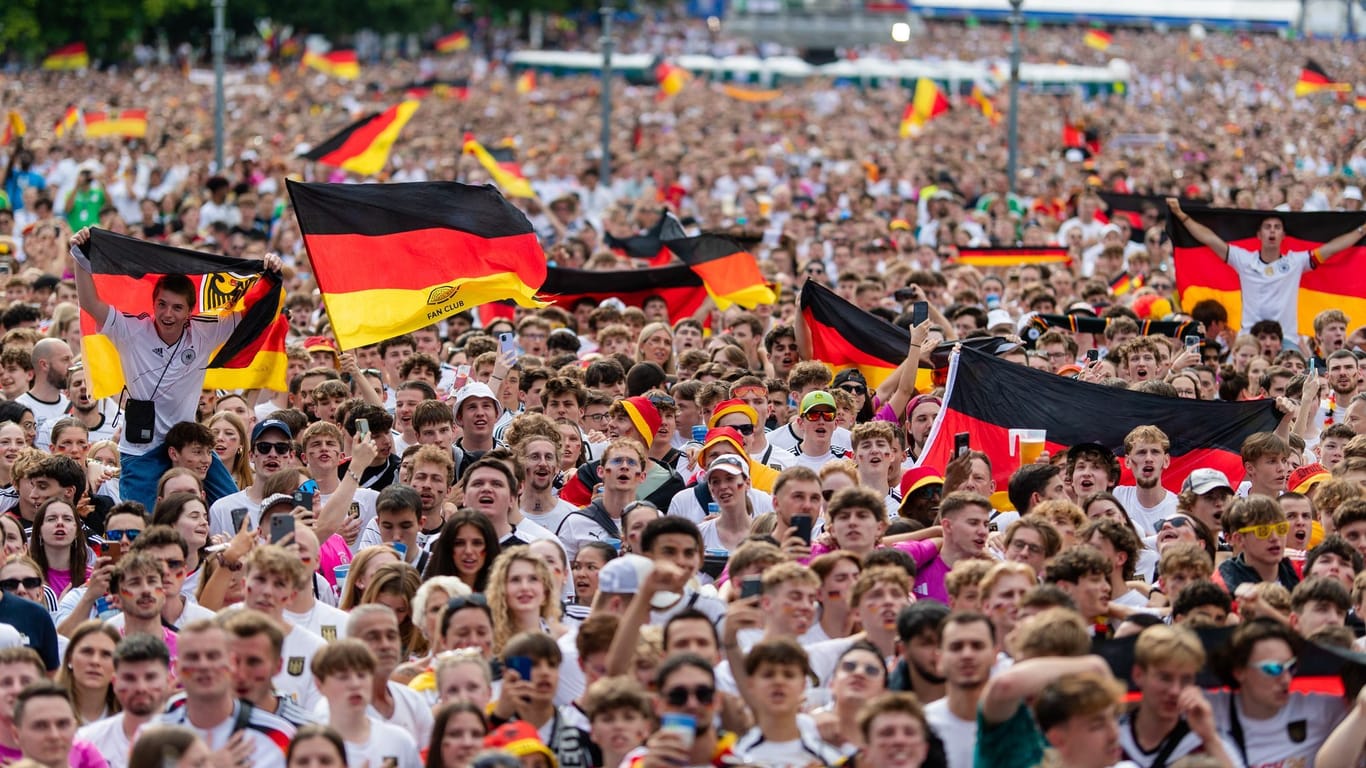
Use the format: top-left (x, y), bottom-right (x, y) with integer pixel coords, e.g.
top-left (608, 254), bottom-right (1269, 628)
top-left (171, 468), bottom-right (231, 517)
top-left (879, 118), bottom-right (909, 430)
top-left (392, 542), bottom-right (408, 559)
top-left (691, 425), bottom-right (708, 443)
top-left (706, 502), bottom-right (719, 518)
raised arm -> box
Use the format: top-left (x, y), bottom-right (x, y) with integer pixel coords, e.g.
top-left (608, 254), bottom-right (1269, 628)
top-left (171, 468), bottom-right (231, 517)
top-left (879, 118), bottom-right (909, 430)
top-left (1167, 199), bottom-right (1230, 262)
top-left (1314, 221), bottom-right (1366, 262)
top-left (69, 228), bottom-right (111, 324)
top-left (980, 654), bottom-right (1111, 724)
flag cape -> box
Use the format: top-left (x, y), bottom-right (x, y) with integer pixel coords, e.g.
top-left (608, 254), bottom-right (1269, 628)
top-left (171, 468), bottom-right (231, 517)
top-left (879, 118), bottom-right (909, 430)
top-left (83, 109), bottom-right (147, 139)
top-left (1295, 60), bottom-right (1351, 97)
top-left (463, 135), bottom-right (535, 199)
top-left (915, 347), bottom-right (1281, 491)
top-left (900, 79), bottom-right (950, 138)
top-left (1, 112), bottom-right (24, 145)
top-left (954, 247), bottom-right (1069, 267)
top-left (1083, 29), bottom-right (1112, 51)
top-left (302, 50), bottom-right (360, 80)
top-left (721, 84), bottom-right (782, 103)
top-left (539, 265), bottom-right (707, 323)
top-left (1170, 206), bottom-right (1366, 336)
top-left (300, 101), bottom-right (419, 177)
top-left (53, 106), bottom-right (81, 138)
top-left (605, 212), bottom-right (686, 266)
top-left (77, 229), bottom-right (288, 399)
top-left (662, 234), bottom-right (775, 310)
top-left (42, 43), bottom-right (89, 70)
top-left (435, 31), bottom-right (470, 53)
top-left (288, 180), bottom-right (547, 350)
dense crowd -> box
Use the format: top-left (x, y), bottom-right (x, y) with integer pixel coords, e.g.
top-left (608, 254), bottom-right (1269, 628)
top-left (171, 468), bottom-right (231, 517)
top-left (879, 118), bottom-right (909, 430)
top-left (2, 10), bottom-right (1366, 768)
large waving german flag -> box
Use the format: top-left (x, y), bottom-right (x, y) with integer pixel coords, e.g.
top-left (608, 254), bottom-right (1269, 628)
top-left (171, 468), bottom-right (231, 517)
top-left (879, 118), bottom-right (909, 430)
top-left (663, 234), bottom-right (774, 310)
top-left (1170, 206), bottom-right (1366, 336)
top-left (899, 78), bottom-right (949, 138)
top-left (300, 101), bottom-right (419, 177)
top-left (83, 109), bottom-right (148, 139)
top-left (915, 347), bottom-right (1281, 491)
top-left (302, 50), bottom-right (360, 80)
top-left (1295, 60), bottom-right (1351, 97)
top-left (953, 247), bottom-right (1070, 268)
top-left (462, 134), bottom-right (535, 199)
top-left (1097, 192), bottom-right (1207, 238)
top-left (538, 265), bottom-right (707, 323)
top-left (605, 211), bottom-right (685, 266)
top-left (77, 229), bottom-right (288, 399)
top-left (288, 180), bottom-right (547, 350)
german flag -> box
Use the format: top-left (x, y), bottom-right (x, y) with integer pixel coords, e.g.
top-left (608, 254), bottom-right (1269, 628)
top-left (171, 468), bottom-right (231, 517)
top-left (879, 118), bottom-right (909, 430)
top-left (83, 109), bottom-right (147, 139)
top-left (1171, 206), bottom-right (1366, 337)
top-left (915, 347), bottom-right (1280, 491)
top-left (1, 112), bottom-right (25, 146)
top-left (1083, 29), bottom-right (1112, 51)
top-left (42, 43), bottom-right (89, 70)
top-left (1357, 95), bottom-right (1366, 111)
top-left (900, 78), bottom-right (950, 138)
top-left (288, 180), bottom-right (547, 350)
top-left (1098, 192), bottom-right (1207, 238)
top-left (76, 229), bottom-right (288, 399)
top-left (721, 84), bottom-right (781, 103)
top-left (302, 50), bottom-right (360, 80)
top-left (300, 101), bottom-right (419, 177)
top-left (403, 78), bottom-right (469, 101)
top-left (515, 70), bottom-right (536, 95)
top-left (968, 84), bottom-right (998, 125)
top-left (435, 30), bottom-right (470, 53)
top-left (663, 234), bottom-right (775, 310)
top-left (539, 265), bottom-right (707, 323)
top-left (1295, 60), bottom-right (1351, 97)
top-left (1028, 313), bottom-right (1201, 341)
top-left (954, 247), bottom-right (1069, 268)
top-left (53, 105), bottom-right (81, 138)
top-left (654, 60), bottom-right (690, 98)
top-left (462, 134), bottom-right (535, 199)
top-left (605, 211), bottom-right (686, 266)
top-left (1109, 271), bottom-right (1145, 296)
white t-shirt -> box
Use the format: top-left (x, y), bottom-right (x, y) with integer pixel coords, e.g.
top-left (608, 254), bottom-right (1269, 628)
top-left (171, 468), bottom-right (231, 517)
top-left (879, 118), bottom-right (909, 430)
top-left (1117, 710), bottom-right (1246, 768)
top-left (521, 499), bottom-right (576, 535)
top-left (698, 518), bottom-right (751, 552)
top-left (314, 683), bottom-right (434, 751)
top-left (666, 486), bottom-right (774, 525)
top-left (342, 717), bottom-right (422, 768)
top-left (1227, 245), bottom-right (1313, 343)
top-left (554, 509), bottom-right (620, 562)
top-left (159, 698), bottom-right (293, 768)
top-left (1208, 690), bottom-right (1345, 768)
top-left (734, 729), bottom-right (843, 768)
top-left (925, 698), bottom-right (977, 768)
top-left (1112, 485), bottom-right (1179, 538)
top-left (18, 391), bottom-right (71, 451)
top-left (283, 600), bottom-right (349, 642)
top-left (209, 490), bottom-right (262, 539)
top-left (275, 624), bottom-right (328, 711)
top-left (76, 713), bottom-right (134, 768)
top-left (101, 306), bottom-right (240, 456)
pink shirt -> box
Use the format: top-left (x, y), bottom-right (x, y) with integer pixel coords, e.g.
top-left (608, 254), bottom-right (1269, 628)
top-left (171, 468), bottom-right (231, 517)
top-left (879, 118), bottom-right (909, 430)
top-left (318, 534), bottom-right (352, 589)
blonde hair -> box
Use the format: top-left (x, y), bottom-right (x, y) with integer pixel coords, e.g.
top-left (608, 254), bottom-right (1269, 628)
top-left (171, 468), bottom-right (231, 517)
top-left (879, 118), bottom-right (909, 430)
top-left (1133, 624), bottom-right (1205, 670)
top-left (486, 546), bottom-right (561, 654)
top-left (205, 411), bottom-right (253, 489)
top-left (636, 322), bottom-right (676, 374)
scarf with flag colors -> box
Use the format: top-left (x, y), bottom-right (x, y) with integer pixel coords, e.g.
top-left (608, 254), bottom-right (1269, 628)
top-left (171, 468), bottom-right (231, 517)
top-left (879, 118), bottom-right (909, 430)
top-left (42, 43), bottom-right (89, 70)
top-left (915, 347), bottom-right (1280, 491)
top-left (660, 235), bottom-right (775, 310)
top-left (83, 110), bottom-right (148, 139)
top-left (539, 264), bottom-right (708, 323)
top-left (900, 79), bottom-right (950, 138)
top-left (605, 211), bottom-right (686, 266)
top-left (302, 50), bottom-right (360, 80)
top-left (288, 180), bottom-right (547, 350)
top-left (1295, 59), bottom-right (1351, 97)
top-left (954, 247), bottom-right (1069, 267)
top-left (77, 229), bottom-right (288, 399)
top-left (463, 134), bottom-right (536, 199)
top-left (1170, 207), bottom-right (1366, 336)
top-left (300, 101), bottom-right (419, 177)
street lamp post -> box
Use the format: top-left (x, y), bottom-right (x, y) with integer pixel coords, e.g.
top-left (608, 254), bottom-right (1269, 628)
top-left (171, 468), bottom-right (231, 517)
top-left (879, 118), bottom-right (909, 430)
top-left (212, 0), bottom-right (226, 172)
top-left (599, 6), bottom-right (613, 184)
top-left (1006, 0), bottom-right (1023, 195)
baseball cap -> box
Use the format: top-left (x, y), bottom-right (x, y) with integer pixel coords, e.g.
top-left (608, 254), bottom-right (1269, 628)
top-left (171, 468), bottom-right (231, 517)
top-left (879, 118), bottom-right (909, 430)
top-left (800, 391), bottom-right (837, 414)
top-left (986, 309), bottom-right (1013, 332)
top-left (1288, 463), bottom-right (1330, 495)
top-left (261, 493), bottom-right (296, 513)
top-left (251, 419), bottom-right (293, 443)
top-left (705, 454), bottom-right (750, 480)
top-left (1346, 186), bottom-right (1363, 202)
top-left (597, 553), bottom-right (678, 609)
top-left (454, 382), bottom-right (503, 417)
top-left (1181, 468), bottom-right (1233, 496)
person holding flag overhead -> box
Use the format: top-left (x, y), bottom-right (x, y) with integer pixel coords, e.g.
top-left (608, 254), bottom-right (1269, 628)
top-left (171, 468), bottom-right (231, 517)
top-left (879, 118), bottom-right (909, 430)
top-left (1167, 198), bottom-right (1365, 347)
top-left (68, 226), bottom-right (283, 509)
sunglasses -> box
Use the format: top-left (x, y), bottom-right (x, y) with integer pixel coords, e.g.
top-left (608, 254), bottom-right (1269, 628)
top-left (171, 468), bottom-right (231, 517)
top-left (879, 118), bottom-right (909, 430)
top-left (802, 410), bottom-right (836, 423)
top-left (724, 424), bottom-right (756, 436)
top-left (663, 684), bottom-right (716, 706)
top-left (0, 577), bottom-right (41, 592)
top-left (838, 659), bottom-right (884, 677)
top-left (838, 385), bottom-right (866, 396)
top-left (105, 529), bottom-right (140, 542)
top-left (254, 441), bottom-right (293, 456)
top-left (1254, 658), bottom-right (1296, 677)
top-left (160, 559), bottom-right (187, 573)
top-left (448, 594), bottom-right (490, 611)
top-left (1156, 518), bottom-right (1193, 533)
top-left (1236, 521), bottom-right (1290, 539)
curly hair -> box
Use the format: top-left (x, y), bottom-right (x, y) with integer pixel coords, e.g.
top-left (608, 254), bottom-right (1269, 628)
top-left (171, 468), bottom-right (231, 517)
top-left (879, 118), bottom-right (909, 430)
top-left (485, 545), bottom-right (561, 655)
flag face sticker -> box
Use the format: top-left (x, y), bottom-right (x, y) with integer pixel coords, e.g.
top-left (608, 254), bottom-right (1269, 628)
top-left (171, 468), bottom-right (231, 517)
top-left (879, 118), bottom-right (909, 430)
top-left (663, 234), bottom-right (775, 310)
top-left (539, 265), bottom-right (707, 323)
top-left (916, 348), bottom-right (1281, 491)
top-left (288, 180), bottom-right (547, 350)
top-left (1170, 207), bottom-right (1366, 336)
top-left (301, 101), bottom-right (419, 177)
top-left (78, 229), bottom-right (288, 399)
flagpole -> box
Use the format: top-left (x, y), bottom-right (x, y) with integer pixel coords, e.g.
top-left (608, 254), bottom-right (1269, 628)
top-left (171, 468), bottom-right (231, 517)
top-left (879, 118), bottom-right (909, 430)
top-left (1006, 0), bottom-right (1023, 195)
top-left (599, 5), bottom-right (613, 184)
top-left (212, 0), bottom-right (226, 172)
